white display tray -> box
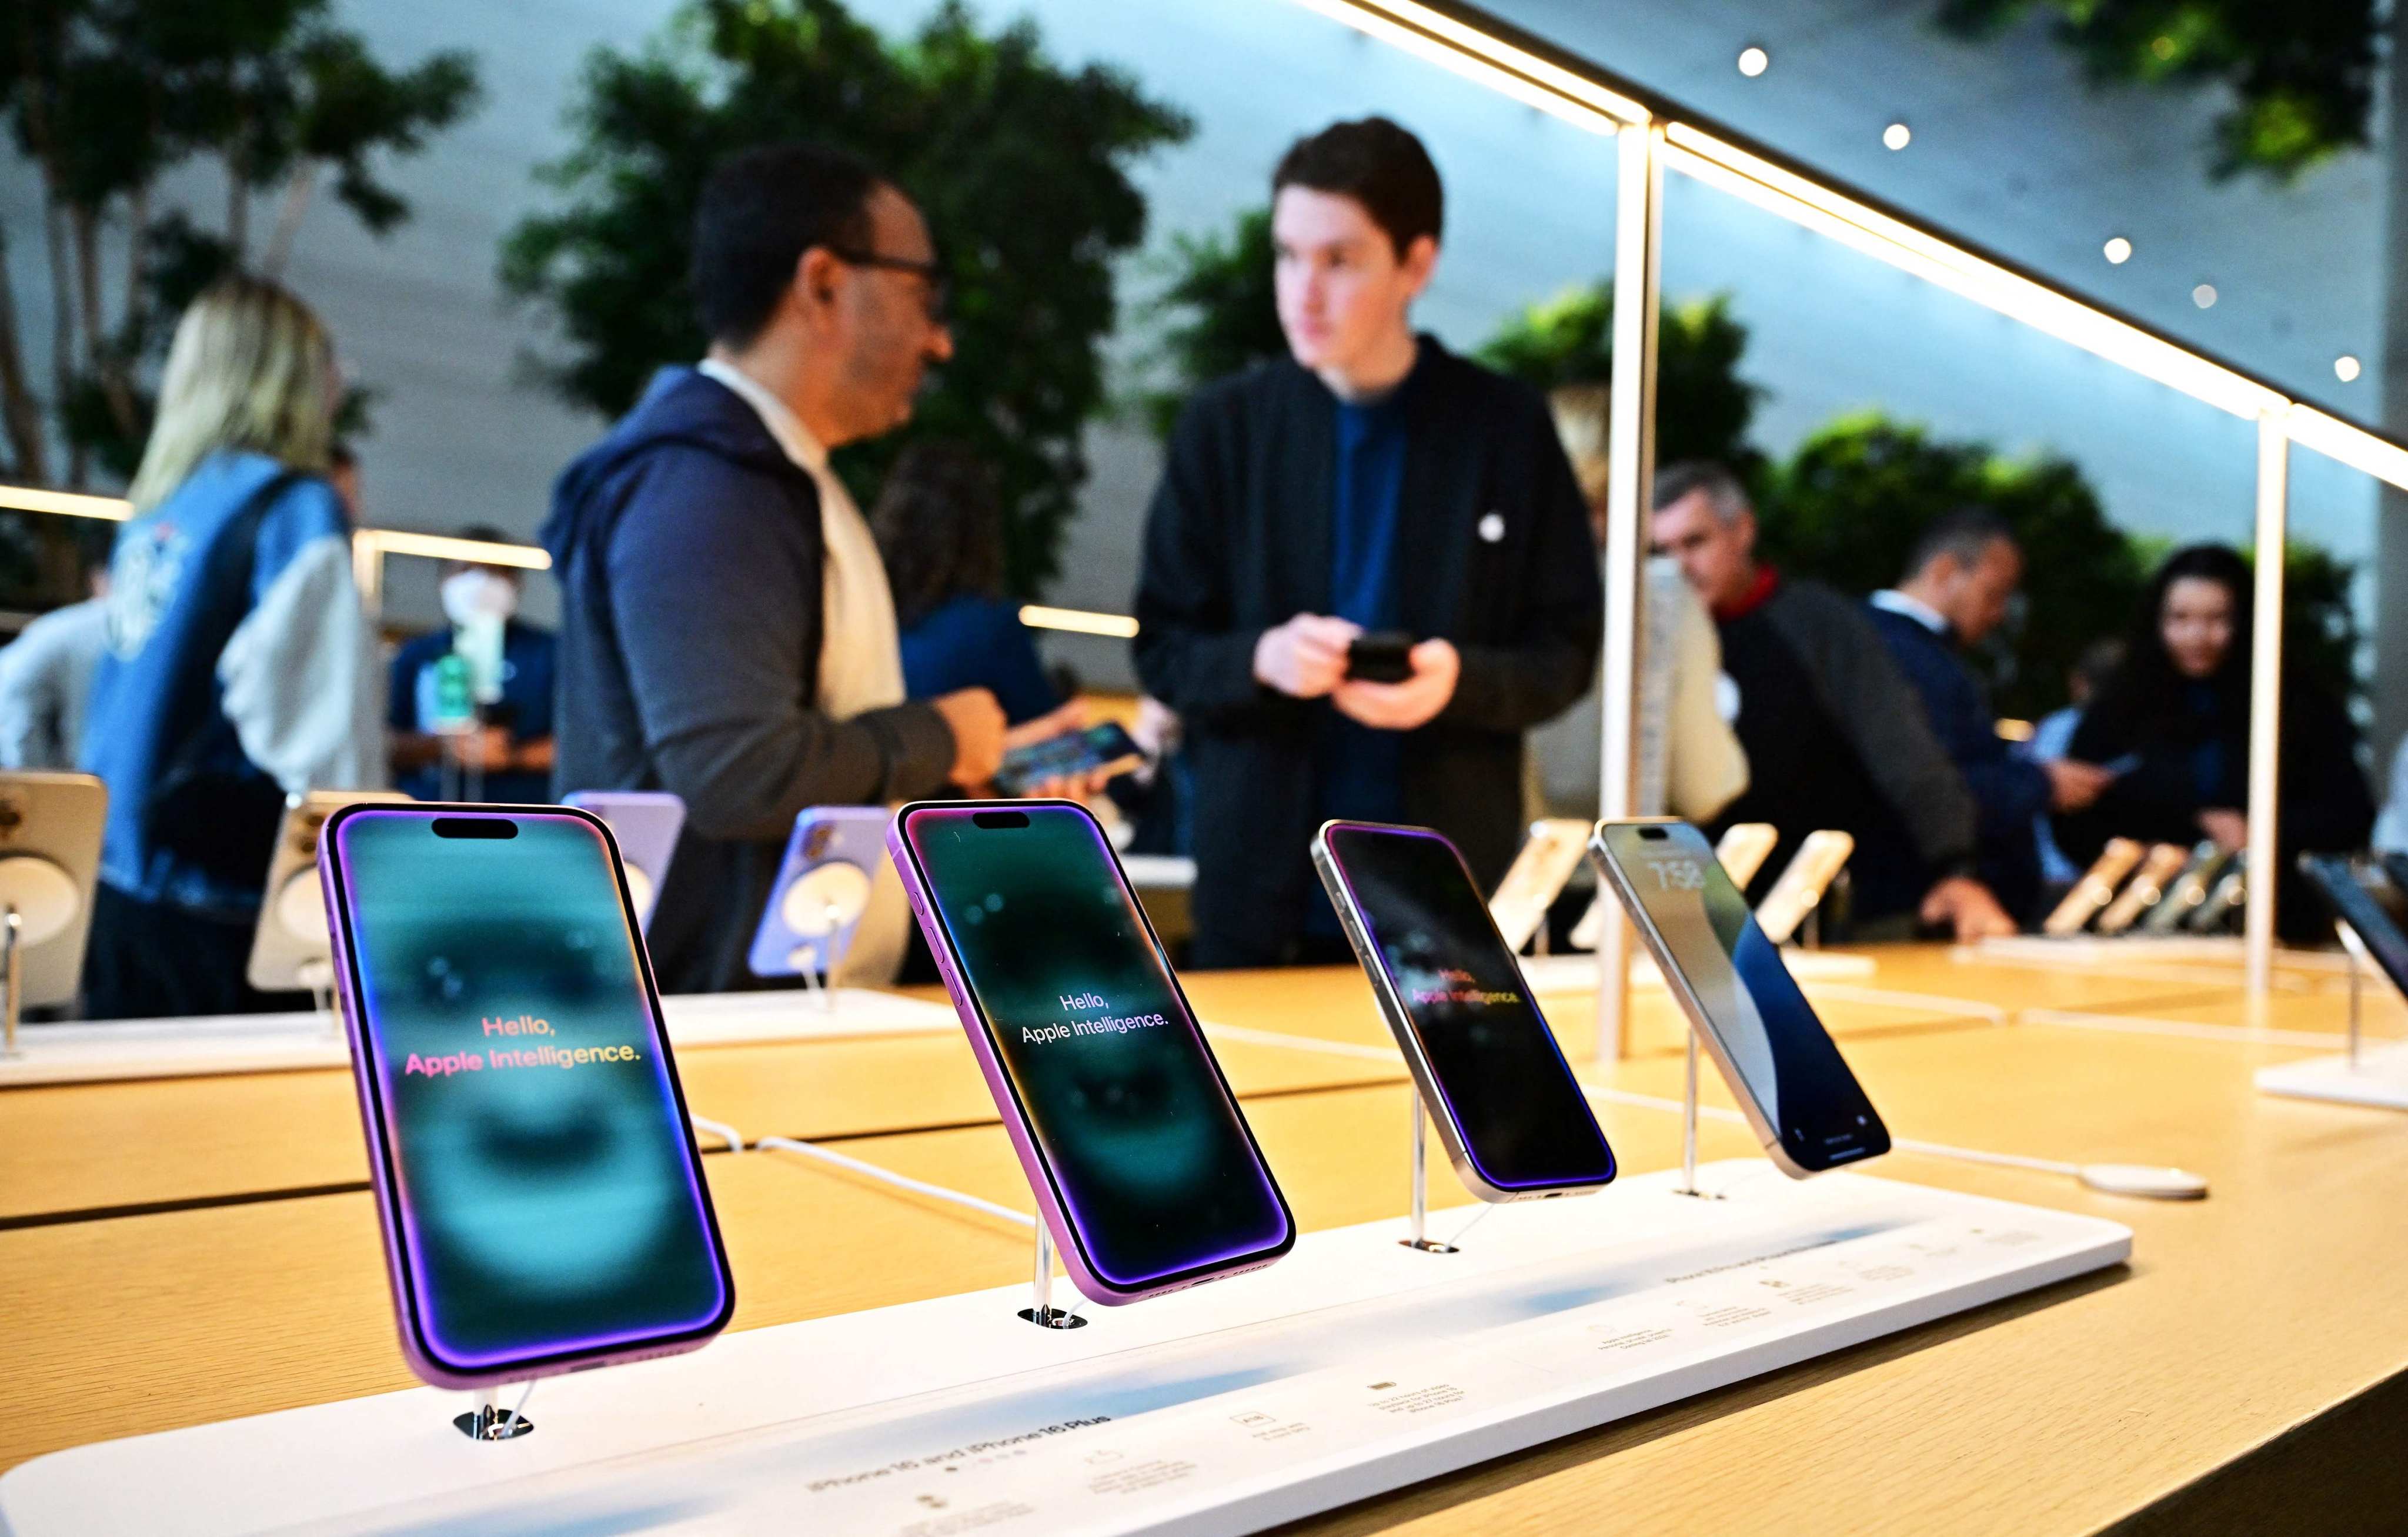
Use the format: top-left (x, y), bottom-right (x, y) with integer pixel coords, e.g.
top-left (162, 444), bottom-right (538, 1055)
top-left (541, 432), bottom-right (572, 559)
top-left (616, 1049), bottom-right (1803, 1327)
top-left (0, 988), bottom-right (959, 1087)
top-left (2256, 1042), bottom-right (2408, 1109)
top-left (0, 1161), bottom-right (2128, 1537)
top-left (1976, 934), bottom-right (2349, 973)
top-left (1519, 949), bottom-right (1876, 997)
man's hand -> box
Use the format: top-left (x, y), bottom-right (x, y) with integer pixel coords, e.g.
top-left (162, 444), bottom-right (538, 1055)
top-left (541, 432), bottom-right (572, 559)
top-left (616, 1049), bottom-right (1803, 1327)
top-left (1253, 613), bottom-right (1361, 699)
top-left (1331, 638), bottom-right (1460, 732)
top-left (932, 687), bottom-right (1007, 787)
top-left (1919, 874), bottom-right (2018, 941)
top-left (2043, 758), bottom-right (2115, 812)
top-left (997, 699), bottom-right (1113, 801)
top-left (2198, 808), bottom-right (2248, 854)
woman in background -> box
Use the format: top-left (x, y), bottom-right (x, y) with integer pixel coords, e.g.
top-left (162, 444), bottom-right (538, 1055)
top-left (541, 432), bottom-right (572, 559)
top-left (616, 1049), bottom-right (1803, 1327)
top-left (81, 275), bottom-right (383, 1018)
top-left (2055, 543), bottom-right (2370, 940)
top-left (873, 440), bottom-right (1061, 726)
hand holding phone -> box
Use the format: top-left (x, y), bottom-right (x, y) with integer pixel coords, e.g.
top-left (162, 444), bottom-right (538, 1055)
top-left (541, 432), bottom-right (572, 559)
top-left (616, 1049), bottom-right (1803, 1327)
top-left (1344, 630), bottom-right (1417, 684)
top-left (319, 806), bottom-right (734, 1387)
top-left (993, 721), bottom-right (1145, 798)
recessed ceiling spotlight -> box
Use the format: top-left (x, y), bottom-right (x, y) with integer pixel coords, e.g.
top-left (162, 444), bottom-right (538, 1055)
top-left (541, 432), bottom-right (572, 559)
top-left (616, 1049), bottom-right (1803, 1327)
top-left (2336, 355), bottom-right (2362, 383)
top-left (2192, 283), bottom-right (2217, 308)
top-left (1736, 45), bottom-right (1769, 78)
top-left (1882, 121), bottom-right (1912, 151)
top-left (2103, 236), bottom-right (2132, 265)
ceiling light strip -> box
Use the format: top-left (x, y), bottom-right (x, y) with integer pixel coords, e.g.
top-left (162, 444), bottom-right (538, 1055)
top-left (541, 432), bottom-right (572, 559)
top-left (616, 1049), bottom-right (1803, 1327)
top-left (2285, 405), bottom-right (2408, 490)
top-left (1020, 604), bottom-right (1140, 639)
top-left (1287, 0), bottom-right (1631, 135)
top-left (0, 485), bottom-right (131, 520)
top-left (356, 529), bottom-right (552, 570)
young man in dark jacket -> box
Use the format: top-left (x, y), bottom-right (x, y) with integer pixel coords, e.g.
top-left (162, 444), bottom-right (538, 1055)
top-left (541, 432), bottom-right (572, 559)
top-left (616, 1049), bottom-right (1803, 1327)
top-left (1865, 509), bottom-right (2112, 921)
top-left (542, 143), bottom-right (1010, 993)
top-left (1651, 463), bottom-right (2018, 940)
top-left (1134, 117), bottom-right (1602, 967)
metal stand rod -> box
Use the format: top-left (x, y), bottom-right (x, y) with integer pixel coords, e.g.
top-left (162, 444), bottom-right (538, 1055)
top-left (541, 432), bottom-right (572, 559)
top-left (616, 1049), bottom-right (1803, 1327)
top-left (453, 1381), bottom-right (535, 1441)
top-left (1400, 1084), bottom-right (1459, 1254)
top-left (2, 906), bottom-right (19, 1059)
top-left (1020, 1219), bottom-right (1084, 1329)
top-left (1672, 1027), bottom-right (1719, 1200)
top-left (2338, 918), bottom-right (2369, 1068)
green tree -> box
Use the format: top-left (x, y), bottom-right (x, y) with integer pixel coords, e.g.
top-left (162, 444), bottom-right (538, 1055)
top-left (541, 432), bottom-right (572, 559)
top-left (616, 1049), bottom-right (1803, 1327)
top-left (1757, 415), bottom-right (2146, 719)
top-left (1137, 206), bottom-right (1279, 439)
top-left (500, 0), bottom-right (1191, 596)
top-left (1478, 281), bottom-right (1764, 476)
top-left (1933, 0), bottom-right (2377, 181)
top-left (0, 0), bottom-right (479, 486)
top-left (1756, 413), bottom-right (2363, 716)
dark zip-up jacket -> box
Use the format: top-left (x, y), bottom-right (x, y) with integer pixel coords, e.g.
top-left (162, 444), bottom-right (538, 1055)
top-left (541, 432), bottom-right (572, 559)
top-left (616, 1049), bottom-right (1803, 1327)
top-left (1134, 339), bottom-right (1601, 966)
top-left (542, 367), bottom-right (955, 993)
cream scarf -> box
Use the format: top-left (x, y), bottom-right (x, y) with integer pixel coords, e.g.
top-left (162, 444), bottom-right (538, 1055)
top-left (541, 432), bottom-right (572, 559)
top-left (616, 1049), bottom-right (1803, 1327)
top-left (697, 357), bottom-right (913, 985)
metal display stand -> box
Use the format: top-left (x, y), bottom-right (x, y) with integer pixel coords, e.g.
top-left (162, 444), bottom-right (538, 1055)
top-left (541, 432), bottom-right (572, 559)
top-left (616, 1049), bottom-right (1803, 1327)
top-left (1019, 1222), bottom-right (1086, 1330)
top-left (1401, 1085), bottom-right (1460, 1254)
top-left (0, 855), bottom-right (80, 1059)
top-left (1671, 1027), bottom-right (1721, 1200)
top-left (454, 1384), bottom-right (536, 1442)
top-left (2336, 918), bottom-right (2371, 1068)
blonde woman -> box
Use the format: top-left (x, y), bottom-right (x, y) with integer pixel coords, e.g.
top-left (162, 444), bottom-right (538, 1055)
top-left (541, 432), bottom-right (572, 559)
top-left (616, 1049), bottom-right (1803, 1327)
top-left (82, 275), bottom-right (383, 1018)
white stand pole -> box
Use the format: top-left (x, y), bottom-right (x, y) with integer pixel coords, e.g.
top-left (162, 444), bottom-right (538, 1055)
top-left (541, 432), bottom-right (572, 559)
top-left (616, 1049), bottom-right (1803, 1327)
top-left (1594, 119), bottom-right (1664, 1064)
top-left (2243, 412), bottom-right (2288, 998)
top-left (1401, 1084), bottom-right (1460, 1254)
top-left (2337, 918), bottom-right (2370, 1068)
top-left (1020, 1220), bottom-right (1084, 1329)
top-left (1, 906), bottom-right (20, 1060)
top-left (1672, 1027), bottom-right (1720, 1201)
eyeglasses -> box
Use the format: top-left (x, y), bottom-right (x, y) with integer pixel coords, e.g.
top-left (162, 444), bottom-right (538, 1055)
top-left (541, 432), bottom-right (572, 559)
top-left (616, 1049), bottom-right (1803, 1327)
top-left (827, 248), bottom-right (949, 323)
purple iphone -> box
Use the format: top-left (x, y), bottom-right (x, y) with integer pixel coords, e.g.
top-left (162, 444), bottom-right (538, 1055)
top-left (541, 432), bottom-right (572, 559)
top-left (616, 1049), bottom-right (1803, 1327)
top-left (318, 804), bottom-right (734, 1388)
top-left (747, 806), bottom-right (890, 979)
top-left (562, 790), bottom-right (684, 933)
top-left (889, 800), bottom-right (1294, 1305)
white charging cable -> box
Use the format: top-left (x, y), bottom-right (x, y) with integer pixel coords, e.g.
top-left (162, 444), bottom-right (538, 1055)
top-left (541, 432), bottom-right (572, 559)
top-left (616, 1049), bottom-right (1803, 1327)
top-left (754, 1135), bottom-right (1037, 1228)
top-left (688, 1113), bottom-right (745, 1154)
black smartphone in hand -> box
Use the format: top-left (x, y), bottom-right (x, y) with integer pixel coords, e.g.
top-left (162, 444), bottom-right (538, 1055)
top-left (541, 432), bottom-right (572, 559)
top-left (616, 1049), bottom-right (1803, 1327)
top-left (1347, 630), bottom-right (1416, 684)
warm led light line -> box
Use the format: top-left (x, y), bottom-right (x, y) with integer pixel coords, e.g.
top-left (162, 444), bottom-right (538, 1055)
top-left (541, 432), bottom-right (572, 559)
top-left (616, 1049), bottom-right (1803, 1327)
top-left (1020, 604), bottom-right (1140, 638)
top-left (1298, 0), bottom-right (2408, 490)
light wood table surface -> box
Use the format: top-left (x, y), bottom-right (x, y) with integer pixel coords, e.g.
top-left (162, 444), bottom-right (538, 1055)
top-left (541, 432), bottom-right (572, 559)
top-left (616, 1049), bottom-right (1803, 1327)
top-left (0, 965), bottom-right (1993, 1225)
top-left (6, 960), bottom-right (2406, 1532)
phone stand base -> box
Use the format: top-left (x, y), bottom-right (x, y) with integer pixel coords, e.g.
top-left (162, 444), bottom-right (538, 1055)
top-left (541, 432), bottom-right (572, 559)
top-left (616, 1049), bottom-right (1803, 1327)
top-left (1016, 1305), bottom-right (1088, 1329)
top-left (2256, 1042), bottom-right (2408, 1110)
top-left (453, 1406), bottom-right (535, 1442)
top-left (0, 1163), bottom-right (2128, 1537)
top-left (1397, 1235), bottom-right (1460, 1254)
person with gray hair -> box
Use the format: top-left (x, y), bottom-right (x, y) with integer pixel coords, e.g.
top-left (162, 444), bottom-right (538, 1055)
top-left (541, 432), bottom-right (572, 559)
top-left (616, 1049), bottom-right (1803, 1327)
top-left (1867, 507), bottom-right (2112, 921)
top-left (1652, 461), bottom-right (2015, 940)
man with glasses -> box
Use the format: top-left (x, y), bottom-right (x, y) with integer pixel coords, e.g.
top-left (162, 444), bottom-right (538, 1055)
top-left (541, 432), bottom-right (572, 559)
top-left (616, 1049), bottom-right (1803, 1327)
top-left (543, 141), bottom-right (1012, 992)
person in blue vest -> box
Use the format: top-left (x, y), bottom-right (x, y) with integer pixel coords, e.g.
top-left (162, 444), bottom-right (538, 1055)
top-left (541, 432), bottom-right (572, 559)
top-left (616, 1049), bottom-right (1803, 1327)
top-left (387, 525), bottom-right (557, 803)
top-left (81, 276), bottom-right (383, 1018)
top-left (1134, 116), bottom-right (1603, 967)
top-left (1864, 509), bottom-right (2113, 924)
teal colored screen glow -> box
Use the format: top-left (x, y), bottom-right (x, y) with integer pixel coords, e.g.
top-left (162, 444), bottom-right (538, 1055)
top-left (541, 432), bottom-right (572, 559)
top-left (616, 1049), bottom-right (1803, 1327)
top-left (336, 811), bottom-right (728, 1371)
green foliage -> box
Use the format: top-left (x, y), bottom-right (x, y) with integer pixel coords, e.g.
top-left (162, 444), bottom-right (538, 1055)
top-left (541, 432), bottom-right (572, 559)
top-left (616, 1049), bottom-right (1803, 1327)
top-left (500, 0), bottom-right (1191, 596)
top-left (1478, 281), bottom-right (1764, 475)
top-left (0, 0), bottom-right (480, 487)
top-left (1138, 206), bottom-right (1280, 439)
top-left (1756, 413), bottom-right (2363, 714)
top-left (1756, 415), bottom-right (2147, 719)
top-left (1933, 0), bottom-right (2376, 181)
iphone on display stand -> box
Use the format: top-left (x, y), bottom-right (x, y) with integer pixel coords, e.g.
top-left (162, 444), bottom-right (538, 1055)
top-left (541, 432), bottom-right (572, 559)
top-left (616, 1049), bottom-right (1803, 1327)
top-left (0, 771), bottom-right (105, 1054)
top-left (1487, 817), bottom-right (1592, 955)
top-left (1591, 819), bottom-right (1889, 1178)
top-left (2142, 844), bottom-right (2232, 935)
top-left (2096, 842), bottom-right (2193, 936)
top-left (562, 791), bottom-right (683, 932)
top-left (1315, 820), bottom-right (1615, 1205)
top-left (2042, 837), bottom-right (2144, 936)
top-left (747, 806), bottom-right (891, 994)
top-left (318, 804), bottom-right (734, 1401)
top-left (1753, 830), bottom-right (1855, 947)
top-left (890, 799), bottom-right (1293, 1312)
top-left (2186, 859), bottom-right (2246, 933)
top-left (247, 789), bottom-right (414, 1000)
top-left (1568, 820), bottom-right (1776, 952)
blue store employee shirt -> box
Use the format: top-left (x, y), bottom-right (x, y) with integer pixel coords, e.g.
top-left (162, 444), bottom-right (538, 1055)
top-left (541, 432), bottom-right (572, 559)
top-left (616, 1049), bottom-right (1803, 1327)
top-left (1307, 385), bottom-right (1412, 934)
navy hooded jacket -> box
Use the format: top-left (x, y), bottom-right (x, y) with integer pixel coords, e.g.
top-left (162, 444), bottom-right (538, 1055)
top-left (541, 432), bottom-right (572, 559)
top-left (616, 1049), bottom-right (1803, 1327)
top-left (541, 367), bottom-right (956, 993)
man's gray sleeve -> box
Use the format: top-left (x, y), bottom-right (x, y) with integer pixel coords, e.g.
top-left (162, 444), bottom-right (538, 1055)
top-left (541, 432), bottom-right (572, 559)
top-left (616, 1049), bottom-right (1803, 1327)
top-left (1770, 583), bottom-right (1978, 876)
top-left (607, 452), bottom-right (954, 843)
